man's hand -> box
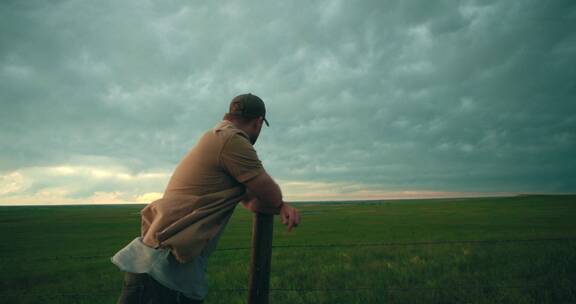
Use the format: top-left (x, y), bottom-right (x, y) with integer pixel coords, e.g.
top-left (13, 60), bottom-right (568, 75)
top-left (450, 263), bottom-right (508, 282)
top-left (280, 202), bottom-right (301, 232)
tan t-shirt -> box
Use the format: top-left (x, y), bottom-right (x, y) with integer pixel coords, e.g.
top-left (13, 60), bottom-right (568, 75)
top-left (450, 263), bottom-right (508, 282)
top-left (140, 120), bottom-right (266, 263)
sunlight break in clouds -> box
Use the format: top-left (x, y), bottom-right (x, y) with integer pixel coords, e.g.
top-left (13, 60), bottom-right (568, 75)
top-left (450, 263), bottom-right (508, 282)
top-left (0, 165), bottom-right (169, 205)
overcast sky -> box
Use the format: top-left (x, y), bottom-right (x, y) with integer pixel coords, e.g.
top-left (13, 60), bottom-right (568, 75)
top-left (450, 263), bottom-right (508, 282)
top-left (1, 0), bottom-right (575, 205)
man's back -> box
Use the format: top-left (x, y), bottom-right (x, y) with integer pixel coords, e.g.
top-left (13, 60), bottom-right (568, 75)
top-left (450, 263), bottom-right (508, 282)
top-left (140, 120), bottom-right (264, 263)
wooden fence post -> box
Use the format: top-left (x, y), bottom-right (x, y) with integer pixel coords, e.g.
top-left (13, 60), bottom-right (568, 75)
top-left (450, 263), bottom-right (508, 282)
top-left (248, 212), bottom-right (274, 304)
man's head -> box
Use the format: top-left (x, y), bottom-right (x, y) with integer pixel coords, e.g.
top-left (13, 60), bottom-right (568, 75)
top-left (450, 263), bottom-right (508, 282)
top-left (223, 93), bottom-right (269, 145)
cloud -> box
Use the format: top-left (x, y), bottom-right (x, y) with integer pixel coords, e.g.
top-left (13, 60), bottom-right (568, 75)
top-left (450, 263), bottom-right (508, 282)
top-left (1, 0), bottom-right (575, 204)
top-left (0, 165), bottom-right (169, 205)
top-left (0, 171), bottom-right (30, 195)
top-left (279, 179), bottom-right (513, 201)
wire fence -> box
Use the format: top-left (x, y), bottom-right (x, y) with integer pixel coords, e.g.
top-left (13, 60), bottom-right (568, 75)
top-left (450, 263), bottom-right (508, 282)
top-left (0, 283), bottom-right (552, 298)
top-left (1, 236), bottom-right (574, 301)
top-left (6, 235), bottom-right (576, 261)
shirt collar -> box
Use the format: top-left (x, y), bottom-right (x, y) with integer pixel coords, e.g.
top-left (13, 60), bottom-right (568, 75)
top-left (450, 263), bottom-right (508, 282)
top-left (214, 120), bottom-right (250, 140)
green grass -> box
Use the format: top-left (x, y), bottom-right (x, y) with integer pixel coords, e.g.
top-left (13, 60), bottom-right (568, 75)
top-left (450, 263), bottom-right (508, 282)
top-left (0, 195), bottom-right (575, 303)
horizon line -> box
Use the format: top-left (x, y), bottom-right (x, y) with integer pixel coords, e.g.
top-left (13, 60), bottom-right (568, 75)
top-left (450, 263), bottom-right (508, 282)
top-left (1, 192), bottom-right (574, 207)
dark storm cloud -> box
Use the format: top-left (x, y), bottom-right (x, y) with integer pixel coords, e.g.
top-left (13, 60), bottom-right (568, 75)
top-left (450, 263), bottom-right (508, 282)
top-left (0, 0), bottom-right (575, 204)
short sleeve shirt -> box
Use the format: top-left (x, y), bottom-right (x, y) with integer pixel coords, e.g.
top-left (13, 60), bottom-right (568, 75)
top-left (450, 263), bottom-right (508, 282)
top-left (162, 120), bottom-right (264, 197)
top-left (220, 132), bottom-right (263, 183)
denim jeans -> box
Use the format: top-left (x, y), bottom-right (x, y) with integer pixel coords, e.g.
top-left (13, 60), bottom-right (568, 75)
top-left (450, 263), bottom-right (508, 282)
top-left (116, 272), bottom-right (204, 304)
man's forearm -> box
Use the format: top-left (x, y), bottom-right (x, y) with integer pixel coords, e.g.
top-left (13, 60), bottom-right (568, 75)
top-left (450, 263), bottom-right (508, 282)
top-left (244, 170), bottom-right (284, 209)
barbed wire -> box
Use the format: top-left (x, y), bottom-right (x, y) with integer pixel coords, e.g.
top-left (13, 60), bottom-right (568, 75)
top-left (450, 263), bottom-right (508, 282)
top-left (5, 236), bottom-right (576, 262)
top-left (1, 238), bottom-right (569, 299)
top-left (251, 236), bottom-right (576, 250)
top-left (0, 283), bottom-right (550, 298)
top-left (269, 283), bottom-right (548, 293)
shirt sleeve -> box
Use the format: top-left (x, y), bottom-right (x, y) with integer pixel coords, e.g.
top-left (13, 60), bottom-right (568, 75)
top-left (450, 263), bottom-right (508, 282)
top-left (219, 134), bottom-right (264, 183)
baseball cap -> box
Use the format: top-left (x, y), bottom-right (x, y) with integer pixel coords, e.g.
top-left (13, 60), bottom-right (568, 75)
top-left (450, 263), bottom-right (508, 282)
top-left (228, 93), bottom-right (269, 126)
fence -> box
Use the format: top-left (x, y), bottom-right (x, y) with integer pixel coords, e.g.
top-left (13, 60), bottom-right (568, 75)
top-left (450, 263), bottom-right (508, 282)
top-left (1, 211), bottom-right (575, 303)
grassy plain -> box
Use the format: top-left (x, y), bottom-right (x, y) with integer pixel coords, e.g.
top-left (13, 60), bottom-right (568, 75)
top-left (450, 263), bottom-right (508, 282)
top-left (0, 195), bottom-right (575, 303)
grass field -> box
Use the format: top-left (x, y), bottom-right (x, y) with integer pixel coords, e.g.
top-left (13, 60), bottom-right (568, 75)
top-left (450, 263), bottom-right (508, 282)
top-left (0, 195), bottom-right (575, 303)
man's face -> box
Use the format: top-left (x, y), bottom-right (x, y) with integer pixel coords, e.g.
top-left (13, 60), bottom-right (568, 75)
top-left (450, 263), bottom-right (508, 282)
top-left (249, 117), bottom-right (264, 145)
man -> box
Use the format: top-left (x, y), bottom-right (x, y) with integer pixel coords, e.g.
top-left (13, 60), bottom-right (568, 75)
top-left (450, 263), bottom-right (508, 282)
top-left (111, 93), bottom-right (301, 304)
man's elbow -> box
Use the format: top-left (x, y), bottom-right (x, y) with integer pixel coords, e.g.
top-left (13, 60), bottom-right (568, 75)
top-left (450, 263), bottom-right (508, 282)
top-left (243, 170), bottom-right (283, 209)
top-left (241, 197), bottom-right (281, 214)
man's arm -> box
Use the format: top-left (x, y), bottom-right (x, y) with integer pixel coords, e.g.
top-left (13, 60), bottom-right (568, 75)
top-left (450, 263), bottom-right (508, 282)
top-left (243, 170), bottom-right (301, 232)
top-left (240, 189), bottom-right (281, 214)
top-left (243, 170), bottom-right (283, 210)
top-left (219, 133), bottom-right (299, 230)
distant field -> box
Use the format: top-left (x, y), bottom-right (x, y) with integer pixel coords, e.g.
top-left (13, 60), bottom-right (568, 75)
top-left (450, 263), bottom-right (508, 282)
top-left (0, 195), bottom-right (575, 303)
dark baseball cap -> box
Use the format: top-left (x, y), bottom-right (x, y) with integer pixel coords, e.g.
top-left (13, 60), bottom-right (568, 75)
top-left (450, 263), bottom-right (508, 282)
top-left (228, 93), bottom-right (269, 126)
